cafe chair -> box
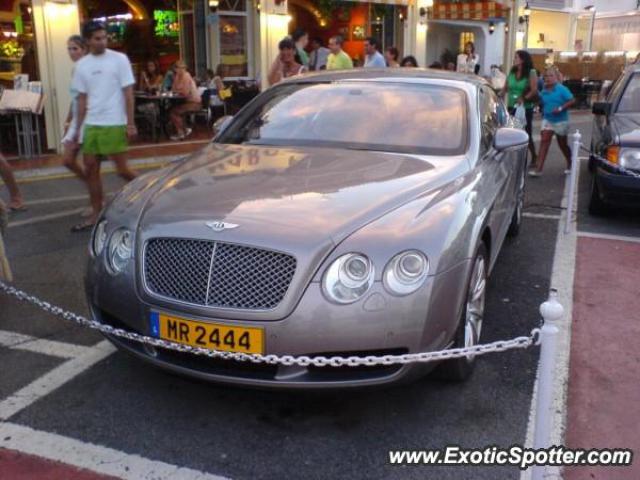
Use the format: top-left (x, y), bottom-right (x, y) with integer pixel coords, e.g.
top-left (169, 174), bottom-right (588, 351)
top-left (134, 100), bottom-right (161, 142)
top-left (188, 89), bottom-right (214, 128)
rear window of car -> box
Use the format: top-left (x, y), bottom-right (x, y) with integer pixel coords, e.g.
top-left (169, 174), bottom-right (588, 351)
top-left (617, 73), bottom-right (640, 113)
top-left (219, 82), bottom-right (468, 156)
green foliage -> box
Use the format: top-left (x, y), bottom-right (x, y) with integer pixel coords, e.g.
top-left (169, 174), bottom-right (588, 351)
top-left (316, 0), bottom-right (353, 23)
top-left (0, 40), bottom-right (24, 59)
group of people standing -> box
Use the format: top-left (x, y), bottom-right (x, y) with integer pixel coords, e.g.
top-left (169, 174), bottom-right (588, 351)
top-left (268, 29), bottom-right (420, 86)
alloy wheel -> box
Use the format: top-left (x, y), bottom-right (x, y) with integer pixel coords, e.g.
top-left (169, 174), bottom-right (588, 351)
top-left (464, 254), bottom-right (486, 360)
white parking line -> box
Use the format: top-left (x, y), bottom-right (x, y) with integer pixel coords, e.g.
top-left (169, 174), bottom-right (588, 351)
top-left (0, 340), bottom-right (115, 421)
top-left (0, 422), bottom-right (229, 480)
top-left (523, 212), bottom-right (562, 220)
top-left (7, 208), bottom-right (85, 229)
top-left (0, 330), bottom-right (93, 359)
top-left (24, 194), bottom-right (90, 206)
top-left (521, 159), bottom-right (579, 480)
top-left (577, 231), bottom-right (640, 244)
top-left (23, 192), bottom-right (116, 207)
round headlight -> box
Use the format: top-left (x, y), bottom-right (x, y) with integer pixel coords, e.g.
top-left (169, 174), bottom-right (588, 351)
top-left (384, 250), bottom-right (429, 296)
top-left (620, 149), bottom-right (640, 170)
top-left (92, 220), bottom-right (108, 257)
top-left (323, 253), bottom-right (374, 304)
top-left (107, 228), bottom-right (133, 274)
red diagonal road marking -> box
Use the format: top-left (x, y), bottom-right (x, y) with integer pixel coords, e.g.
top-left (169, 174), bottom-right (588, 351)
top-left (565, 236), bottom-right (640, 479)
top-left (0, 448), bottom-right (119, 480)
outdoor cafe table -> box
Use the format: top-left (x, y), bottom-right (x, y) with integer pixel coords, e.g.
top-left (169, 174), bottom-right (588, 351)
top-left (134, 92), bottom-right (187, 140)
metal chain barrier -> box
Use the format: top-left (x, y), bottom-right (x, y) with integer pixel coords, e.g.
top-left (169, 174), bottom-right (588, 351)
top-left (0, 280), bottom-right (541, 367)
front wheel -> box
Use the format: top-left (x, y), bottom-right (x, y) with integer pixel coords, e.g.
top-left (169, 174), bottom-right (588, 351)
top-left (588, 174), bottom-right (608, 216)
top-left (437, 243), bottom-right (488, 381)
top-left (507, 168), bottom-right (525, 237)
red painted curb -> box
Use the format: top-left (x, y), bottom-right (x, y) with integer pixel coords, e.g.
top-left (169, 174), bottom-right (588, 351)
top-left (0, 448), bottom-right (119, 480)
top-left (565, 237), bottom-right (640, 479)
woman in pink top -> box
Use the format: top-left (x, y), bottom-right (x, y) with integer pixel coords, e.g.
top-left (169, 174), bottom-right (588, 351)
top-left (169, 61), bottom-right (202, 141)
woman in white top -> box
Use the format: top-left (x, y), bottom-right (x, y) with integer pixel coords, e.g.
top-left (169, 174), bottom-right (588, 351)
top-left (456, 41), bottom-right (479, 75)
top-left (62, 35), bottom-right (88, 182)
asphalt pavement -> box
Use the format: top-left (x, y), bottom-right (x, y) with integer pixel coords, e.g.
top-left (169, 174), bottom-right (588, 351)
top-left (1, 112), bottom-right (626, 480)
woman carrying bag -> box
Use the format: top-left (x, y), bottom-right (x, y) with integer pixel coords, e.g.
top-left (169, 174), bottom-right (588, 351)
top-left (503, 50), bottom-right (539, 166)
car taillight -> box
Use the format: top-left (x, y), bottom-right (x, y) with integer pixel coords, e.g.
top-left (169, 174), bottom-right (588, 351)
top-left (606, 145), bottom-right (620, 164)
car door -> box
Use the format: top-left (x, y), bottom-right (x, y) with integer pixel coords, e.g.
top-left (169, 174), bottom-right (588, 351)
top-left (477, 87), bottom-right (518, 250)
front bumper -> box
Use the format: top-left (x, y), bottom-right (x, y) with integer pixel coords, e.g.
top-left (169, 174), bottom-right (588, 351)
top-left (594, 163), bottom-right (640, 208)
top-left (86, 258), bottom-right (471, 389)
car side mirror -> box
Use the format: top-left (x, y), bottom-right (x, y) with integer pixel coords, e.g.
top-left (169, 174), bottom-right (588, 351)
top-left (494, 127), bottom-right (529, 152)
top-left (592, 102), bottom-right (611, 116)
top-left (213, 115), bottom-right (233, 137)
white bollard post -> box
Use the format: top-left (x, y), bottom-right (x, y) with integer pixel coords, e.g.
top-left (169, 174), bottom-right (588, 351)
top-left (565, 130), bottom-right (582, 234)
top-left (531, 289), bottom-right (564, 480)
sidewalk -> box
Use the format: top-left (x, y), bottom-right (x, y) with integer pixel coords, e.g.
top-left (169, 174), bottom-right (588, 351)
top-left (4, 139), bottom-right (208, 183)
top-left (565, 235), bottom-right (640, 479)
top-left (0, 449), bottom-right (118, 480)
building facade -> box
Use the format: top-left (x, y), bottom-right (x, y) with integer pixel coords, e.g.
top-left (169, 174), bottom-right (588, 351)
top-left (1, 0), bottom-right (439, 153)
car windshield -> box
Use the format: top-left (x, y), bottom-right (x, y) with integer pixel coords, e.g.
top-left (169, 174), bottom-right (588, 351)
top-left (617, 73), bottom-right (640, 113)
top-left (219, 81), bottom-right (468, 156)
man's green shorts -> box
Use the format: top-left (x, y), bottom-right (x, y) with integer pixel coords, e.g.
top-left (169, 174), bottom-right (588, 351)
top-left (83, 125), bottom-right (128, 156)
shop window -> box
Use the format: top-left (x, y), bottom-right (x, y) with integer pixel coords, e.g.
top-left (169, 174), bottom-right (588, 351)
top-left (459, 32), bottom-right (474, 54)
top-left (0, 3), bottom-right (39, 88)
top-left (177, 0), bottom-right (208, 78)
top-left (216, 0), bottom-right (252, 79)
top-left (219, 0), bottom-right (246, 12)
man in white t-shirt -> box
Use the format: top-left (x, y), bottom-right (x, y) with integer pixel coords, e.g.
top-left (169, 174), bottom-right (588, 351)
top-left (70, 21), bottom-right (138, 231)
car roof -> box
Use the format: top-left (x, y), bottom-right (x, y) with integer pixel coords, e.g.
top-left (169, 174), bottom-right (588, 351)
top-left (624, 63), bottom-right (640, 74)
top-left (280, 68), bottom-right (491, 88)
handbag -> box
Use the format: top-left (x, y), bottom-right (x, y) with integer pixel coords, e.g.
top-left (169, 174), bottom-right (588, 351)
top-left (514, 104), bottom-right (527, 129)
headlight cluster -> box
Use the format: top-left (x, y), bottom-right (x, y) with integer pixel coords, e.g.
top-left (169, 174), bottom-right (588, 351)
top-left (619, 149), bottom-right (640, 171)
top-left (92, 220), bottom-right (108, 257)
top-left (322, 253), bottom-right (375, 304)
top-left (322, 250), bottom-right (429, 304)
top-left (383, 251), bottom-right (429, 296)
top-left (92, 221), bottom-right (134, 275)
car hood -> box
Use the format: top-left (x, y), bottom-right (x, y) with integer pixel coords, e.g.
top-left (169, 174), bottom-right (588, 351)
top-left (138, 143), bottom-right (466, 249)
top-left (612, 114), bottom-right (640, 146)
top-left (134, 143), bottom-right (468, 320)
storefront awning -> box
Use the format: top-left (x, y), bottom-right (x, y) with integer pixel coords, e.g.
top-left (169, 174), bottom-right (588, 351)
top-left (430, 1), bottom-right (507, 21)
top-left (348, 0), bottom-right (415, 6)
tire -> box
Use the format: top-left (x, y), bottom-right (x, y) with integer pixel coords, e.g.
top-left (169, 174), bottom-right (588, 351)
top-left (588, 174), bottom-right (608, 216)
top-left (507, 167), bottom-right (525, 237)
top-left (437, 243), bottom-right (488, 382)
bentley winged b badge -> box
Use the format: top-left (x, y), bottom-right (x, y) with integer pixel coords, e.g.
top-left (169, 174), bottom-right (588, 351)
top-left (205, 221), bottom-right (239, 232)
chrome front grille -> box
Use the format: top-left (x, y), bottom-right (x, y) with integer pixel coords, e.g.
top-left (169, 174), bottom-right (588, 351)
top-left (143, 238), bottom-right (297, 310)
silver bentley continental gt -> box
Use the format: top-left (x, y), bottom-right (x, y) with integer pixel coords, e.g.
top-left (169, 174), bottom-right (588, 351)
top-left (86, 69), bottom-right (529, 388)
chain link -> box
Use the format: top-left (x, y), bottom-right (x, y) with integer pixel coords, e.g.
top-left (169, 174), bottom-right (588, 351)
top-left (0, 280), bottom-right (540, 367)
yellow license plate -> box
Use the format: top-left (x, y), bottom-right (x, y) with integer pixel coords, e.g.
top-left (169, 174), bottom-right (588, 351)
top-left (150, 312), bottom-right (264, 354)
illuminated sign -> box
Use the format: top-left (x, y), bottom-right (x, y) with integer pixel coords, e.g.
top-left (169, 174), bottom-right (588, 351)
top-left (154, 10), bottom-right (179, 37)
